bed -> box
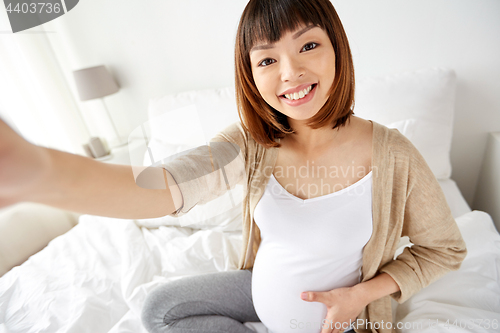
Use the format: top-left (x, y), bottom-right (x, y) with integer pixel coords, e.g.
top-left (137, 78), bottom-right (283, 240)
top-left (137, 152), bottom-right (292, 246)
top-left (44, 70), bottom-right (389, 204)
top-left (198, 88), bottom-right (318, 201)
top-left (1, 68), bottom-right (499, 333)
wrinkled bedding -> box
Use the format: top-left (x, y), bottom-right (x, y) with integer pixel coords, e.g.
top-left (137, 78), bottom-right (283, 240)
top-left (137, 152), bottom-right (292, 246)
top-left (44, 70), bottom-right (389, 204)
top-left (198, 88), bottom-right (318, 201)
top-left (1, 210), bottom-right (499, 333)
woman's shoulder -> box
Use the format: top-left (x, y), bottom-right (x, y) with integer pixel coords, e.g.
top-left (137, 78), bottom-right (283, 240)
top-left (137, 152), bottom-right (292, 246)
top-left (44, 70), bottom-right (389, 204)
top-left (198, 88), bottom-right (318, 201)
top-left (211, 121), bottom-right (247, 143)
top-left (372, 120), bottom-right (418, 156)
top-left (372, 120), bottom-right (433, 178)
top-left (210, 121), bottom-right (261, 158)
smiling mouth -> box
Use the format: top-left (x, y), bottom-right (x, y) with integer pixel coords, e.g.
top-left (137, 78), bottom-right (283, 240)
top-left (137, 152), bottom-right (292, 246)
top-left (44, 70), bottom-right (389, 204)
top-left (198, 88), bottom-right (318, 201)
top-left (281, 84), bottom-right (317, 100)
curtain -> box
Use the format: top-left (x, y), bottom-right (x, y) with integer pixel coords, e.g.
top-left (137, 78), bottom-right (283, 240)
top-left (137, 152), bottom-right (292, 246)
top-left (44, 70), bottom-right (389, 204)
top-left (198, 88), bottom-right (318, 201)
top-left (0, 6), bottom-right (89, 154)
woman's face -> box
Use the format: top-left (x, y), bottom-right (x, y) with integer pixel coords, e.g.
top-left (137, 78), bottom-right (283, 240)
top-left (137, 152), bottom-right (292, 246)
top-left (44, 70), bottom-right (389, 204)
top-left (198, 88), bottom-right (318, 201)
top-left (250, 24), bottom-right (336, 122)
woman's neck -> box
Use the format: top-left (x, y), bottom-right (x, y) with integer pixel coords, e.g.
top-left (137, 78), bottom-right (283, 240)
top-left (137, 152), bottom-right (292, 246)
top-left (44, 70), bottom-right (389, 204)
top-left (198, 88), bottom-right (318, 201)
top-left (285, 116), bottom-right (354, 155)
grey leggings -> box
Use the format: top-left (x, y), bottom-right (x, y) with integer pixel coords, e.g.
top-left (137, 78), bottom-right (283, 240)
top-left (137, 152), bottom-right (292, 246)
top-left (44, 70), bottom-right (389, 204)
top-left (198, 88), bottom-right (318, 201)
top-left (141, 269), bottom-right (356, 333)
top-left (141, 269), bottom-right (259, 333)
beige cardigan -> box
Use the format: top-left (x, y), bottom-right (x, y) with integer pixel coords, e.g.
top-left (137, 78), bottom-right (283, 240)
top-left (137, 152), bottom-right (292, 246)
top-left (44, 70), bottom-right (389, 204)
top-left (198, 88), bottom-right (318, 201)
top-left (164, 120), bottom-right (467, 333)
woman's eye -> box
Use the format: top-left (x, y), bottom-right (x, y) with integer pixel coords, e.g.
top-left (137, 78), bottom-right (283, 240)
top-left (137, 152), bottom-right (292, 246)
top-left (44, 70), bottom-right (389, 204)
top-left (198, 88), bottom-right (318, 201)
top-left (301, 42), bottom-right (318, 52)
top-left (258, 58), bottom-right (276, 67)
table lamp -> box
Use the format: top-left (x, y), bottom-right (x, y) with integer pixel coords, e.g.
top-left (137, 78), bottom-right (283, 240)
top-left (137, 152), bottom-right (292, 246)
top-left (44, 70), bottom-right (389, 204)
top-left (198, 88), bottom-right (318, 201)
top-left (73, 65), bottom-right (126, 147)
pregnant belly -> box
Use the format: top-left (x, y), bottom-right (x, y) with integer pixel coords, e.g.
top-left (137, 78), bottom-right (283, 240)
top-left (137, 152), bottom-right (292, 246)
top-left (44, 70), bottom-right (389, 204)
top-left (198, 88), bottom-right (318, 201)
top-left (252, 245), bottom-right (361, 333)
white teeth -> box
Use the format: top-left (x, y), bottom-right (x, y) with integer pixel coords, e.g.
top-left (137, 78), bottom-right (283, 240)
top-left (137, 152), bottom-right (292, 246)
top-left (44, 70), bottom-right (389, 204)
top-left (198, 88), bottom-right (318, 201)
top-left (284, 85), bottom-right (314, 100)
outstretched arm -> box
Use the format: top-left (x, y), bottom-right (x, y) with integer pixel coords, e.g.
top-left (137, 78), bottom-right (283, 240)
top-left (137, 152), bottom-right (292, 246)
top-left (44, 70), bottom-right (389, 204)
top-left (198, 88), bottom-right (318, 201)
top-left (0, 119), bottom-right (182, 219)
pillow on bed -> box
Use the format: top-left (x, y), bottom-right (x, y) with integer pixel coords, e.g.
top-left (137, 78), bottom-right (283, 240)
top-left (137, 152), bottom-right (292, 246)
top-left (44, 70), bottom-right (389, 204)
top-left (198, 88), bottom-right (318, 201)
top-left (0, 203), bottom-right (79, 276)
top-left (146, 87), bottom-right (239, 149)
top-left (135, 88), bottom-right (243, 231)
top-left (354, 68), bottom-right (457, 180)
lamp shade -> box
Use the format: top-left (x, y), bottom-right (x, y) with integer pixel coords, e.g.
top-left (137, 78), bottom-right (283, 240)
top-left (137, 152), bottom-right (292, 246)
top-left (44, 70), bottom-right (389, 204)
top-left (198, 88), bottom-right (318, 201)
top-left (73, 65), bottom-right (119, 101)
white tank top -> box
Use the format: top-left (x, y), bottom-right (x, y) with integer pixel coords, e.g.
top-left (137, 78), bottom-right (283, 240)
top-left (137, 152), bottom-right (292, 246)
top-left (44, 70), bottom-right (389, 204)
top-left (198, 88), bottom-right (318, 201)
top-left (252, 171), bottom-right (373, 333)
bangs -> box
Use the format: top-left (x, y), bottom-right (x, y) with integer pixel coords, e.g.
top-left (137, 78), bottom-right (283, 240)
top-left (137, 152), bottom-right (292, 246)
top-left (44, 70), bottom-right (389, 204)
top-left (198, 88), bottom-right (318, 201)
top-left (242, 0), bottom-right (328, 50)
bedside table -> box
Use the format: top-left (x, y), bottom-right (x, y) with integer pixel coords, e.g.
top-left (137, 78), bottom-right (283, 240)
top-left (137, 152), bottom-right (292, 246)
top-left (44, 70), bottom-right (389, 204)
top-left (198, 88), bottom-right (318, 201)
top-left (473, 132), bottom-right (500, 232)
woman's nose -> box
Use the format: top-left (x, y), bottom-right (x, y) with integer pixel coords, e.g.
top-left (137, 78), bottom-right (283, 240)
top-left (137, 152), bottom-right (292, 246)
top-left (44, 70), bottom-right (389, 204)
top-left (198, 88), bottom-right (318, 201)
top-left (280, 57), bottom-right (304, 82)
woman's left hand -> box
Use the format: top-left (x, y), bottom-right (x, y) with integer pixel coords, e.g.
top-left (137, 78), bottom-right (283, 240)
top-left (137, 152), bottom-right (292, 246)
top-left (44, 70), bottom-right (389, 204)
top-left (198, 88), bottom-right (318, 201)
top-left (301, 286), bottom-right (367, 333)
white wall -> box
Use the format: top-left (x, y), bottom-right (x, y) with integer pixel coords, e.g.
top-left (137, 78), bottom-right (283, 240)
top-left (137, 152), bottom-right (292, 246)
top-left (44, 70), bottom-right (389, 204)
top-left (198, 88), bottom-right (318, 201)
top-left (43, 0), bottom-right (500, 206)
top-left (44, 0), bottom-right (247, 142)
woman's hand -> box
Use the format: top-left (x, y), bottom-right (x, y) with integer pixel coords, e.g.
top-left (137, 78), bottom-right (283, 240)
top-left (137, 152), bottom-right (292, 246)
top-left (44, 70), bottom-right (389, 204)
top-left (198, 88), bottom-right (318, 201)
top-left (301, 286), bottom-right (367, 333)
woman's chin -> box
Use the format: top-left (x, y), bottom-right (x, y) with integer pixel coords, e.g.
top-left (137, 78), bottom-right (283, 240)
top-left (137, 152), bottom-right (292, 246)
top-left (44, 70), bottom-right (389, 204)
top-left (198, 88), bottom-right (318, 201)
top-left (283, 109), bottom-right (321, 122)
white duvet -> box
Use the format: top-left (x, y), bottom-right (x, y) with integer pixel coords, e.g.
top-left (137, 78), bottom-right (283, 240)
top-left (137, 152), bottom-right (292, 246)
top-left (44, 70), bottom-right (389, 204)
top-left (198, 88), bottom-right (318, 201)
top-left (1, 210), bottom-right (499, 333)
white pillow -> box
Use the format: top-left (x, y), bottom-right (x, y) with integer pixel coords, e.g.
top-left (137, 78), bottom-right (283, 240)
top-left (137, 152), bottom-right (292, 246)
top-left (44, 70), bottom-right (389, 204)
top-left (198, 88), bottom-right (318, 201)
top-left (354, 68), bottom-right (457, 179)
top-left (136, 87), bottom-right (243, 231)
top-left (147, 87), bottom-right (240, 146)
top-left (0, 203), bottom-right (79, 276)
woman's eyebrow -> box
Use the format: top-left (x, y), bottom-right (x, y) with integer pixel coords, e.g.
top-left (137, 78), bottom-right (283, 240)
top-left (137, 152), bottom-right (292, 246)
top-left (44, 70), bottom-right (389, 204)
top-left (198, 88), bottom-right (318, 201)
top-left (250, 25), bottom-right (317, 54)
top-left (292, 25), bottom-right (316, 39)
top-left (251, 43), bottom-right (275, 53)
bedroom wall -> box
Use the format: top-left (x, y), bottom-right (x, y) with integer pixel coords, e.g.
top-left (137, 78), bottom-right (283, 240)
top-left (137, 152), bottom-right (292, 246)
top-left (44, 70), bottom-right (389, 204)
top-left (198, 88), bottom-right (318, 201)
top-left (42, 0), bottom-right (500, 207)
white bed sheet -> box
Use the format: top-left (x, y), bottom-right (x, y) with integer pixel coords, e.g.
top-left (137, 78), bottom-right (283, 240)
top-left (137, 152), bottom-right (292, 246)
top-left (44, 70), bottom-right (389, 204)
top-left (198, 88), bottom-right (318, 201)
top-left (1, 180), bottom-right (498, 333)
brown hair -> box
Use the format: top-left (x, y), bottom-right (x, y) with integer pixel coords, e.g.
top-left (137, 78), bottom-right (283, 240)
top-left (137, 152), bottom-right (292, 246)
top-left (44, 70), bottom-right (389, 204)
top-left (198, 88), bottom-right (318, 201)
top-left (234, 0), bottom-right (355, 148)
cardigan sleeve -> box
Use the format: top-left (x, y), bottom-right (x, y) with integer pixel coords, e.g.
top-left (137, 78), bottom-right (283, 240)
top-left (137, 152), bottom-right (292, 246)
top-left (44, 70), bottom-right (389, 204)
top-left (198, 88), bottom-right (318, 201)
top-left (379, 144), bottom-right (468, 304)
top-left (161, 122), bottom-right (247, 217)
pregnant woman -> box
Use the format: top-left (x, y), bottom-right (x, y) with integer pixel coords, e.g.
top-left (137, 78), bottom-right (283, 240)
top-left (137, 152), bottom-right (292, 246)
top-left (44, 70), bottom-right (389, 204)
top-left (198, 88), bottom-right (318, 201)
top-left (0, 0), bottom-right (467, 332)
top-left (140, 1), bottom-right (466, 332)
